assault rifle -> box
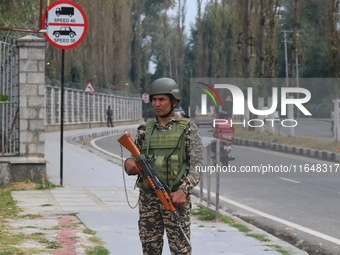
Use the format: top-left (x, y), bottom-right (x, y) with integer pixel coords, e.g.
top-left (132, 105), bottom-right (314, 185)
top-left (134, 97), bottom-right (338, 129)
top-left (117, 132), bottom-right (191, 245)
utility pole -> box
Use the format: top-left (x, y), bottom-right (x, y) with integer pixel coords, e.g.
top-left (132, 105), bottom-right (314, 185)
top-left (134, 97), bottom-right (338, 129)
top-left (168, 48), bottom-right (172, 78)
top-left (282, 30), bottom-right (291, 87)
top-left (282, 29), bottom-right (301, 135)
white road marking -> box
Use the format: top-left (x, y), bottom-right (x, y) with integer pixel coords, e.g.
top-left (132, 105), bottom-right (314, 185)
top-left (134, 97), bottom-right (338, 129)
top-left (91, 136), bottom-right (125, 160)
top-left (278, 177), bottom-right (301, 183)
top-left (196, 187), bottom-right (340, 245)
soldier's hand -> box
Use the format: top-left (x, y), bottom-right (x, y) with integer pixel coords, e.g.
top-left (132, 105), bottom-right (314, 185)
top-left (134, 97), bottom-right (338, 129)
top-left (124, 158), bottom-right (141, 175)
top-left (171, 189), bottom-right (186, 207)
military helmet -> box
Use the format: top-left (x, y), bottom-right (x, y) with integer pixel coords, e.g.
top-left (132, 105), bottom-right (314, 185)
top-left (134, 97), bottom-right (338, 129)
top-left (149, 78), bottom-right (181, 100)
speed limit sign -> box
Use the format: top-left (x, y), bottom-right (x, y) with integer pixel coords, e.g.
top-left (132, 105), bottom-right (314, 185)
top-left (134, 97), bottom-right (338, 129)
top-left (42, 0), bottom-right (88, 49)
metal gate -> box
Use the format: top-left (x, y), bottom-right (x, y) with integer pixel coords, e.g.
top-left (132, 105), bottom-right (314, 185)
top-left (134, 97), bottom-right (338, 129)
top-left (0, 39), bottom-right (19, 156)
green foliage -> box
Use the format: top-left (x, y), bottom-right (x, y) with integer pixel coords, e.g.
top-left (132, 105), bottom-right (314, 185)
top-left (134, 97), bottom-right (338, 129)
top-left (267, 245), bottom-right (290, 255)
top-left (0, 189), bottom-right (19, 217)
top-left (246, 233), bottom-right (270, 242)
top-left (0, 0), bottom-right (39, 33)
top-left (0, 94), bottom-right (9, 102)
top-left (191, 207), bottom-right (216, 221)
top-left (86, 246), bottom-right (110, 255)
top-left (70, 61), bottom-right (84, 83)
top-left (84, 228), bottom-right (97, 235)
top-left (0, 247), bottom-right (26, 255)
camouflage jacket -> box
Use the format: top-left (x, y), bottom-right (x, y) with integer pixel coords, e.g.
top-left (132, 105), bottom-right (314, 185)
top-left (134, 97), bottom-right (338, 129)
top-left (133, 113), bottom-right (203, 195)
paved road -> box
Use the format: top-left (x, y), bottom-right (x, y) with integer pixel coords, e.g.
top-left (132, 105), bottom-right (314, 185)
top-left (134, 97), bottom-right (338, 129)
top-left (217, 145), bottom-right (340, 253)
top-left (276, 119), bottom-right (333, 140)
top-left (199, 118), bottom-right (333, 140)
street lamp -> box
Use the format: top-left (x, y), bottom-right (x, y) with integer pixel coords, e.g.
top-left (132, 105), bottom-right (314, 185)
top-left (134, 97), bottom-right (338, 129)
top-left (125, 82), bottom-right (128, 97)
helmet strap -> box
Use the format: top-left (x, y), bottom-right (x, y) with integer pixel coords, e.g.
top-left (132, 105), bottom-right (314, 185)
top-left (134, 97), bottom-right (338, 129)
top-left (158, 99), bottom-right (177, 119)
top-left (159, 104), bottom-right (174, 119)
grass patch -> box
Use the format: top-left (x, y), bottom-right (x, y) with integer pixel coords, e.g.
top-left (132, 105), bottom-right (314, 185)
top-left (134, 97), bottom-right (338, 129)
top-left (231, 223), bottom-right (251, 233)
top-left (83, 228), bottom-right (105, 245)
top-left (0, 181), bottom-right (110, 255)
top-left (246, 233), bottom-right (271, 242)
top-left (85, 245), bottom-right (110, 255)
top-left (89, 236), bottom-right (104, 245)
top-left (84, 228), bottom-right (97, 235)
top-left (192, 206), bottom-right (291, 254)
top-left (0, 185), bottom-right (43, 254)
top-left (267, 245), bottom-right (290, 255)
top-left (0, 189), bottom-right (20, 217)
top-left (191, 207), bottom-right (251, 233)
top-left (191, 207), bottom-right (215, 221)
top-left (0, 247), bottom-right (26, 255)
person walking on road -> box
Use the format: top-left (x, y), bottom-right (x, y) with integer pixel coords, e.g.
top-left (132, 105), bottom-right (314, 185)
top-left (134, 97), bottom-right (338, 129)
top-left (107, 105), bottom-right (114, 127)
top-left (124, 77), bottom-right (203, 255)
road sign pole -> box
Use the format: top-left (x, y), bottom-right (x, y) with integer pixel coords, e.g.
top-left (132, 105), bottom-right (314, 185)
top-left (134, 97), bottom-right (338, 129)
top-left (89, 94), bottom-right (91, 129)
top-left (42, 0), bottom-right (88, 186)
top-left (60, 49), bottom-right (65, 186)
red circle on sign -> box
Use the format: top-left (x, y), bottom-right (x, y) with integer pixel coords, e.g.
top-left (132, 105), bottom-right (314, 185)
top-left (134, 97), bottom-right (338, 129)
top-left (42, 0), bottom-right (88, 49)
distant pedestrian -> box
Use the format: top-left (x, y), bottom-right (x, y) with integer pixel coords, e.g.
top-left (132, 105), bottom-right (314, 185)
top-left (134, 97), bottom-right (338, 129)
top-left (107, 106), bottom-right (114, 127)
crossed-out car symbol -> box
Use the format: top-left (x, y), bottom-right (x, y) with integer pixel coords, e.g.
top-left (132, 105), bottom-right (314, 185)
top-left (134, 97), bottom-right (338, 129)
top-left (53, 27), bottom-right (76, 38)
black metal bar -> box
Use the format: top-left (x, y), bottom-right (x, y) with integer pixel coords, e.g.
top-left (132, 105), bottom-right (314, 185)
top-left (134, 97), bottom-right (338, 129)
top-left (60, 49), bottom-right (65, 186)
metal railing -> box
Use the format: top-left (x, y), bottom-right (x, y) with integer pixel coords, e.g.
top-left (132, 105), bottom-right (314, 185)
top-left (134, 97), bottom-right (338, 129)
top-left (0, 102), bottom-right (19, 156)
top-left (198, 138), bottom-right (221, 220)
top-left (45, 85), bottom-right (142, 126)
top-left (0, 39), bottom-right (19, 156)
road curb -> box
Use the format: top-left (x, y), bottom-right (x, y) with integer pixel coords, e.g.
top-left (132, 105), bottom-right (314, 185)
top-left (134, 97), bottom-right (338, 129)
top-left (66, 126), bottom-right (138, 144)
top-left (191, 189), bottom-right (309, 255)
top-left (233, 137), bottom-right (340, 162)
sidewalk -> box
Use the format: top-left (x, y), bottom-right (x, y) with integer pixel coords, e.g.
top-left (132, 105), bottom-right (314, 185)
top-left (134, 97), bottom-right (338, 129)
top-left (11, 125), bottom-right (308, 255)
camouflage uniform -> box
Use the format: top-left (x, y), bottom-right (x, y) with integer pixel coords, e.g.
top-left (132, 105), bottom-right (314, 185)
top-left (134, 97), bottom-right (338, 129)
top-left (132, 113), bottom-right (203, 255)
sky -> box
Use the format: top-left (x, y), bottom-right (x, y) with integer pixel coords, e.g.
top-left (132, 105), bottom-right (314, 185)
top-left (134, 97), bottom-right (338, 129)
top-left (185, 0), bottom-right (208, 32)
top-left (148, 0), bottom-right (208, 73)
top-left (168, 0), bottom-right (209, 33)
top-left (185, 0), bottom-right (198, 31)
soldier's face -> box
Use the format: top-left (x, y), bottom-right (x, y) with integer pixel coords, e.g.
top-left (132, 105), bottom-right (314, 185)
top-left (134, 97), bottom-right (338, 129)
top-left (152, 94), bottom-right (172, 116)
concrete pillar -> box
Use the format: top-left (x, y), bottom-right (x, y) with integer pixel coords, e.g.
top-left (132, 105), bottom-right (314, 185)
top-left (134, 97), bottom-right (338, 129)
top-left (288, 95), bottom-right (295, 137)
top-left (0, 35), bottom-right (47, 185)
top-left (17, 35), bottom-right (46, 157)
top-left (334, 98), bottom-right (339, 142)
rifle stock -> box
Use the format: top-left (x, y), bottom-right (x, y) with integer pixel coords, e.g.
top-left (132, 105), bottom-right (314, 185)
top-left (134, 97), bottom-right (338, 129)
top-left (117, 132), bottom-right (191, 245)
top-left (117, 132), bottom-right (141, 158)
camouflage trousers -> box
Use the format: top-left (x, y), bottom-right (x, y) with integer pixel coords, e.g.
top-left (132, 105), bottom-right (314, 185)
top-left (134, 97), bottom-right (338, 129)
top-left (138, 191), bottom-right (191, 255)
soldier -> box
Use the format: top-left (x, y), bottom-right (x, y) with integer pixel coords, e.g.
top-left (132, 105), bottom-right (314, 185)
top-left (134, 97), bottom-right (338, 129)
top-left (124, 77), bottom-right (203, 255)
top-left (106, 105), bottom-right (114, 127)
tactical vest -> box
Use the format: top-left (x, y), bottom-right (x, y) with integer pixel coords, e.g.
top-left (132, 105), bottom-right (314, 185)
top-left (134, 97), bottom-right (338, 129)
top-left (141, 117), bottom-right (190, 191)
